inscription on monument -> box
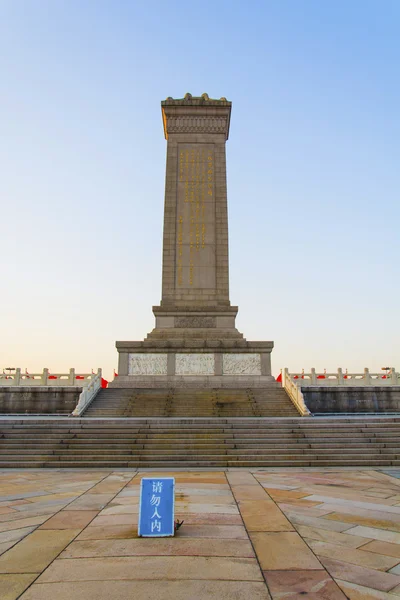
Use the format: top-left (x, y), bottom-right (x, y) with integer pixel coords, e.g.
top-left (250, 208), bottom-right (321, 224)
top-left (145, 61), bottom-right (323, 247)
top-left (176, 145), bottom-right (215, 289)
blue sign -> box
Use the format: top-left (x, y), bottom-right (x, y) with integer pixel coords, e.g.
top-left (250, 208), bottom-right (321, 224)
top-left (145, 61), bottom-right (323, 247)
top-left (138, 477), bottom-right (175, 537)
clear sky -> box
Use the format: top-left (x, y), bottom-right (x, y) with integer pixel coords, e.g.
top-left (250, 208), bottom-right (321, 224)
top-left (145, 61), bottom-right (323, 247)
top-left (1, 1), bottom-right (399, 380)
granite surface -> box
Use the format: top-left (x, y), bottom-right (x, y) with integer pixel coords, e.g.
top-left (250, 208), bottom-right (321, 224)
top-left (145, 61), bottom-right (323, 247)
top-left (3, 467), bottom-right (400, 598)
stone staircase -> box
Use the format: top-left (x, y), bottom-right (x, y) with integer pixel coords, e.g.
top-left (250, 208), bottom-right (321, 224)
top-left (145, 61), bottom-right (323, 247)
top-left (1, 417), bottom-right (400, 468)
top-left (84, 387), bottom-right (300, 418)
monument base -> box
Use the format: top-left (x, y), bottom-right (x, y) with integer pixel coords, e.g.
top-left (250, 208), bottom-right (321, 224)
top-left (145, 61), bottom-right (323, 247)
top-left (112, 340), bottom-right (275, 389)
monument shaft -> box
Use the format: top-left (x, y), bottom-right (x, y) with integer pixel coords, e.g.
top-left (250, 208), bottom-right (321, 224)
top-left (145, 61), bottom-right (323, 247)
top-left (114, 94), bottom-right (274, 387)
top-left (160, 95), bottom-right (230, 309)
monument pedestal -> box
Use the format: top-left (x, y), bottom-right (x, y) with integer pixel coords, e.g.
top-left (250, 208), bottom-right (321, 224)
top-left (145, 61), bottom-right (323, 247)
top-left (113, 341), bottom-right (274, 389)
top-left (112, 94), bottom-right (275, 389)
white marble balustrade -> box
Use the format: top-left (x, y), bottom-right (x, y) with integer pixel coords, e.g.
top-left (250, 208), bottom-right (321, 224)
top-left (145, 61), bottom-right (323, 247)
top-left (0, 368), bottom-right (101, 387)
top-left (284, 367), bottom-right (399, 387)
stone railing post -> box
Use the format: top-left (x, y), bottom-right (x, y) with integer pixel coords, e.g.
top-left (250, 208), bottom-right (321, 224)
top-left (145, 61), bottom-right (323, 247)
top-left (391, 368), bottom-right (398, 385)
top-left (337, 368), bottom-right (344, 385)
top-left (310, 368), bottom-right (317, 384)
top-left (364, 368), bottom-right (371, 385)
top-left (69, 369), bottom-right (75, 385)
top-left (15, 368), bottom-right (21, 385)
top-left (42, 368), bottom-right (49, 385)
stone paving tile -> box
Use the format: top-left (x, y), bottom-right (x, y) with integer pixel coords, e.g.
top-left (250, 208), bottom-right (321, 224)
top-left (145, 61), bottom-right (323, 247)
top-left (295, 523), bottom-right (371, 547)
top-left (325, 512), bottom-right (400, 532)
top-left (285, 512), bottom-right (354, 532)
top-left (60, 537), bottom-right (255, 558)
top-left (175, 493), bottom-right (236, 504)
top-left (0, 491), bottom-right (50, 502)
top-left (176, 502), bottom-right (240, 514)
top-left (278, 502), bottom-right (336, 517)
top-left (0, 525), bottom-right (36, 544)
top-left (264, 569), bottom-right (347, 599)
top-left (227, 471), bottom-right (260, 486)
top-left (174, 512), bottom-right (243, 524)
top-left (0, 514), bottom-right (50, 533)
top-left (78, 516), bottom-right (243, 540)
top-left (229, 484), bottom-right (269, 501)
top-left (321, 556), bottom-right (400, 591)
top-left (39, 509), bottom-right (98, 530)
top-left (336, 579), bottom-right (400, 599)
top-left (264, 488), bottom-right (311, 501)
top-left (345, 524), bottom-right (400, 544)
top-left (307, 539), bottom-right (400, 571)
top-left (362, 540), bottom-right (400, 558)
top-left (179, 523), bottom-right (249, 538)
top-left (0, 540), bottom-right (18, 555)
top-left (306, 495), bottom-right (400, 515)
top-left (0, 508), bottom-right (56, 523)
top-left (89, 474), bottom-right (132, 494)
top-left (237, 500), bottom-right (294, 532)
top-left (76, 523), bottom-right (138, 540)
top-left (389, 563), bottom-right (400, 574)
top-left (0, 507), bottom-right (18, 515)
top-left (0, 529), bottom-right (80, 573)
top-left (66, 493), bottom-right (116, 511)
top-left (20, 579), bottom-right (272, 600)
top-left (37, 555), bottom-right (264, 582)
top-left (0, 574), bottom-right (37, 600)
top-left (251, 531), bottom-right (323, 570)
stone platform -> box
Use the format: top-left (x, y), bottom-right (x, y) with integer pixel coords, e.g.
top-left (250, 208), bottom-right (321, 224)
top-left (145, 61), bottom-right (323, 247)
top-left (3, 468), bottom-right (400, 599)
top-left (0, 387), bottom-right (81, 415)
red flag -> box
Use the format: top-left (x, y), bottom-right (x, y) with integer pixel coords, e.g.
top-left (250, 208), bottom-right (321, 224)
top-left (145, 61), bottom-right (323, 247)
top-left (276, 373), bottom-right (282, 383)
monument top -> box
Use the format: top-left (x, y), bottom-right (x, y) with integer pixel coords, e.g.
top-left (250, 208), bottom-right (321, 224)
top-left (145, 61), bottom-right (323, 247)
top-left (161, 93), bottom-right (232, 140)
top-left (162, 92), bottom-right (231, 104)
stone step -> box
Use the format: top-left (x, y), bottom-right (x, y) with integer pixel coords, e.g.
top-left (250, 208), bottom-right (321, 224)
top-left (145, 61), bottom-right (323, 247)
top-left (7, 428), bottom-right (393, 435)
top-left (0, 437), bottom-right (393, 446)
top-left (1, 438), bottom-right (399, 448)
top-left (1, 447), bottom-right (399, 458)
top-left (2, 453), bottom-right (400, 463)
top-left (2, 414), bottom-right (400, 468)
top-left (4, 418), bottom-right (400, 425)
top-left (2, 445), bottom-right (398, 454)
top-left (1, 458), bottom-right (399, 469)
top-left (84, 387), bottom-right (300, 418)
top-left (0, 421), bottom-right (308, 427)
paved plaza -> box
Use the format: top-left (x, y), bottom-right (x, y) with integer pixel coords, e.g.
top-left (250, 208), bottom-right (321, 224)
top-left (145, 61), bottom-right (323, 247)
top-left (3, 470), bottom-right (400, 598)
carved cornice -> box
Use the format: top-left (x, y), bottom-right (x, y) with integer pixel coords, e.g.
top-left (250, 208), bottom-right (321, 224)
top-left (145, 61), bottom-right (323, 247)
top-left (166, 116), bottom-right (228, 135)
top-left (162, 93), bottom-right (231, 140)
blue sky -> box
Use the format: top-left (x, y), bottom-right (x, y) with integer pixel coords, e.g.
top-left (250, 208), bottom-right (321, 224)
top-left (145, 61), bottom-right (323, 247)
top-left (1, 1), bottom-right (399, 379)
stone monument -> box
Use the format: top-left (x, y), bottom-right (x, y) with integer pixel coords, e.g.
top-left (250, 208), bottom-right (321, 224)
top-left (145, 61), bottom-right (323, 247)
top-left (113, 93), bottom-right (274, 388)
